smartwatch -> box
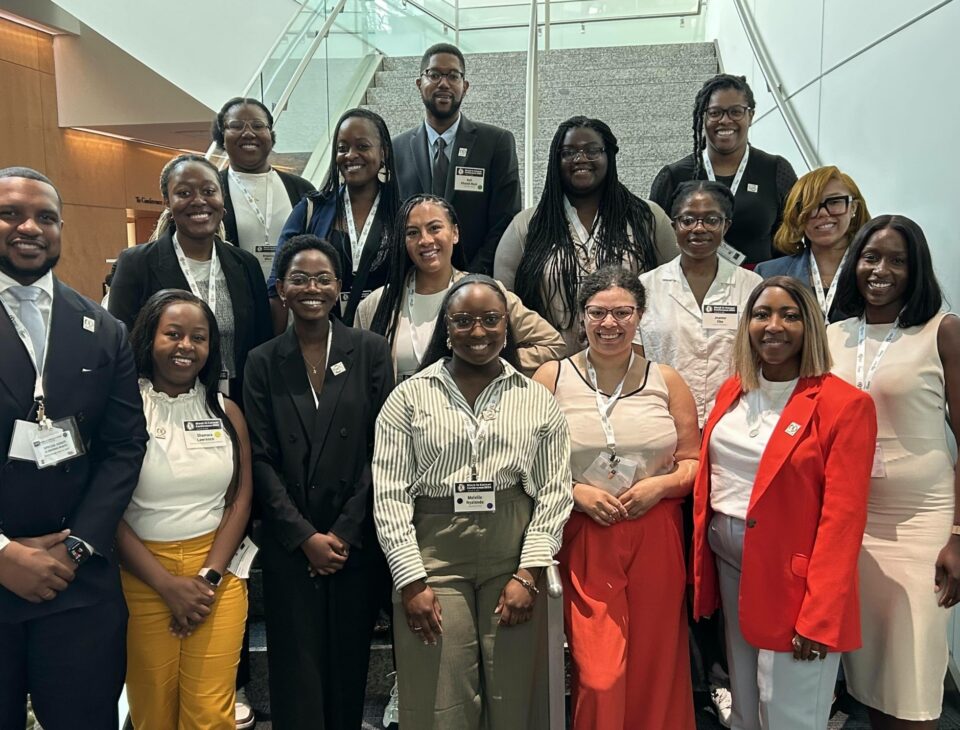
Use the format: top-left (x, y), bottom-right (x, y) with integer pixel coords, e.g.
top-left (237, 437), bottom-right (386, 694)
top-left (63, 536), bottom-right (91, 566)
top-left (198, 568), bottom-right (223, 588)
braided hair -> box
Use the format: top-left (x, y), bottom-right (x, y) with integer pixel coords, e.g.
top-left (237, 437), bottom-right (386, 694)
top-left (513, 116), bottom-right (657, 331)
top-left (369, 194), bottom-right (460, 345)
top-left (691, 74), bottom-right (756, 179)
top-left (319, 108), bottom-right (400, 271)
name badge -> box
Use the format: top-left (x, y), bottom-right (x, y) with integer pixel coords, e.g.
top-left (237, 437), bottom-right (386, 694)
top-left (454, 166), bottom-right (485, 193)
top-left (581, 452), bottom-right (638, 497)
top-left (453, 480), bottom-right (496, 512)
top-left (255, 244), bottom-right (277, 266)
top-left (183, 419), bottom-right (227, 449)
top-left (227, 537), bottom-right (260, 579)
top-left (9, 417), bottom-right (84, 468)
top-left (871, 442), bottom-right (887, 478)
top-left (702, 304), bottom-right (739, 331)
top-left (717, 240), bottom-right (746, 266)
top-left (339, 290), bottom-right (372, 313)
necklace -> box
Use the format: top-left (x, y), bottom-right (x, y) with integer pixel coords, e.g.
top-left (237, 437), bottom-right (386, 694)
top-left (303, 353), bottom-right (326, 375)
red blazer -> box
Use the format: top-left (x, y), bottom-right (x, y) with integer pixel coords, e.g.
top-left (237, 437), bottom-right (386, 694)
top-left (691, 373), bottom-right (876, 652)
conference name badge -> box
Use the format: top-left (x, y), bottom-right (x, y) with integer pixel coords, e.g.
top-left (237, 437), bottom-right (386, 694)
top-left (702, 304), bottom-right (738, 331)
top-left (183, 419), bottom-right (227, 449)
top-left (9, 416), bottom-right (84, 468)
top-left (453, 480), bottom-right (496, 513)
top-left (717, 241), bottom-right (746, 266)
top-left (454, 166), bottom-right (485, 193)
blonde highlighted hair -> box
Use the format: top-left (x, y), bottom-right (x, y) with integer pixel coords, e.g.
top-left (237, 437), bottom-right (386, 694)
top-left (773, 166), bottom-right (870, 255)
top-left (149, 154), bottom-right (227, 242)
top-left (733, 276), bottom-right (832, 392)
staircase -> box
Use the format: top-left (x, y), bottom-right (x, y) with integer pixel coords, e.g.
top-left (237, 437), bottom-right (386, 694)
top-left (362, 43), bottom-right (718, 205)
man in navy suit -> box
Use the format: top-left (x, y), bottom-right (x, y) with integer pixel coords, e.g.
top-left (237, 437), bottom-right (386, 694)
top-left (393, 43), bottom-right (521, 275)
top-left (0, 167), bottom-right (147, 729)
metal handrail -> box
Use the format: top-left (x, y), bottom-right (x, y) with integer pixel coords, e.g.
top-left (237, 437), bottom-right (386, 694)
top-left (522, 0), bottom-right (539, 207)
top-left (401, 0), bottom-right (458, 33)
top-left (260, 3), bottom-right (329, 101)
top-left (730, 0), bottom-right (819, 170)
top-left (544, 563), bottom-right (565, 730)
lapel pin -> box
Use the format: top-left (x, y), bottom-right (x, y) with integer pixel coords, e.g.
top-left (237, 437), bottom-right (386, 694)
top-left (785, 422), bottom-right (801, 436)
top-left (83, 316), bottom-right (96, 332)
top-left (331, 362), bottom-right (346, 376)
top-left (747, 183), bottom-right (759, 193)
top-left (458, 147), bottom-right (468, 157)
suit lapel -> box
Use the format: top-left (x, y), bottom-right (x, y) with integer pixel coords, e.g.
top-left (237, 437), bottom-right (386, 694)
top-left (157, 233), bottom-right (191, 290)
top-left (308, 319), bottom-right (354, 478)
top-left (748, 377), bottom-right (821, 509)
top-left (448, 115), bottom-right (478, 201)
top-left (411, 123), bottom-right (432, 192)
top-left (0, 304), bottom-right (33, 412)
top-left (277, 327), bottom-right (317, 440)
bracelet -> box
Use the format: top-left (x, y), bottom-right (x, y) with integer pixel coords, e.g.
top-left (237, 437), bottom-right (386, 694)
top-left (511, 573), bottom-right (539, 596)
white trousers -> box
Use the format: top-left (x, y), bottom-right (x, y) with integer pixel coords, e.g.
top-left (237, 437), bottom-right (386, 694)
top-left (709, 513), bottom-right (841, 730)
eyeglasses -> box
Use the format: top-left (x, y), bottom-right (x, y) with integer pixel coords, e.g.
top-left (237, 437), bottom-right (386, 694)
top-left (421, 69), bottom-right (465, 83)
top-left (559, 146), bottom-right (606, 162)
top-left (704, 105), bottom-right (752, 121)
top-left (447, 312), bottom-right (507, 332)
top-left (584, 305), bottom-right (638, 322)
top-left (224, 119), bottom-right (271, 133)
top-left (285, 273), bottom-right (338, 287)
top-left (673, 214), bottom-right (727, 231)
top-left (808, 195), bottom-right (854, 217)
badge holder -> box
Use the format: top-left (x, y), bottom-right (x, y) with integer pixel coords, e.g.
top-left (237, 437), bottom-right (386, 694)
top-left (8, 398), bottom-right (84, 469)
top-left (582, 451), bottom-right (637, 497)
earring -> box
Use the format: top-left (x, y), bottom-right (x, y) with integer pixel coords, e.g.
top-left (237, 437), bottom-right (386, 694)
top-left (338, 170), bottom-right (346, 185)
top-left (280, 298), bottom-right (287, 308)
top-left (378, 162), bottom-right (389, 184)
top-left (446, 337), bottom-right (452, 350)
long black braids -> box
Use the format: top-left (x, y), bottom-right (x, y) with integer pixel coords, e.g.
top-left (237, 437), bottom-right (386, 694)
top-left (320, 108), bottom-right (401, 271)
top-left (513, 116), bottom-right (657, 331)
top-left (691, 74), bottom-right (756, 179)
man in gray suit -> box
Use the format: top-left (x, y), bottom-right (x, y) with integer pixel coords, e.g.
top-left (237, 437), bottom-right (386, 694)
top-left (393, 43), bottom-right (521, 275)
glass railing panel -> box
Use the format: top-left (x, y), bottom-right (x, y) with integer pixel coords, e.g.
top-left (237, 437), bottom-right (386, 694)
top-left (545, 11), bottom-right (705, 47)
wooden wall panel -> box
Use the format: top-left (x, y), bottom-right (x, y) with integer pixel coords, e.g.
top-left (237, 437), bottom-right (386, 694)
top-left (0, 59), bottom-right (46, 170)
top-left (0, 22), bottom-right (38, 69)
top-left (58, 204), bottom-right (128, 301)
top-left (124, 142), bottom-right (173, 211)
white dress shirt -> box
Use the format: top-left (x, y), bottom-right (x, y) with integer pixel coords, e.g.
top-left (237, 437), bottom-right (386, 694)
top-left (425, 114), bottom-right (461, 164)
top-left (0, 268), bottom-right (55, 340)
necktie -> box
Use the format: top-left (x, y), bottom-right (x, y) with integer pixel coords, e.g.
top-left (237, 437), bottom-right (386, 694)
top-left (8, 285), bottom-right (45, 369)
top-left (432, 137), bottom-right (449, 196)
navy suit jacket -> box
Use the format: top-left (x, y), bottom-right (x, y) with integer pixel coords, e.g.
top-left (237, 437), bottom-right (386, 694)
top-left (755, 250), bottom-right (847, 323)
top-left (0, 279), bottom-right (147, 622)
top-left (393, 115), bottom-right (521, 275)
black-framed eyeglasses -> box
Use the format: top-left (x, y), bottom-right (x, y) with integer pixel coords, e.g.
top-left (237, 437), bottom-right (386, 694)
top-left (421, 69), bottom-right (465, 83)
top-left (673, 214), bottom-right (727, 232)
top-left (704, 105), bottom-right (752, 121)
top-left (559, 146), bottom-right (606, 162)
top-left (446, 312), bottom-right (507, 332)
top-left (285, 273), bottom-right (338, 287)
top-left (224, 119), bottom-right (271, 133)
top-left (808, 195), bottom-right (854, 217)
top-left (584, 305), bottom-right (637, 322)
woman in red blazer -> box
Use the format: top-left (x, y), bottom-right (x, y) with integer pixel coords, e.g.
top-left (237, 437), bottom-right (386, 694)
top-left (691, 276), bottom-right (876, 730)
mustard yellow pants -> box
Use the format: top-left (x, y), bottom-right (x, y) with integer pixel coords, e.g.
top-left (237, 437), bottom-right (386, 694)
top-left (121, 531), bottom-right (248, 730)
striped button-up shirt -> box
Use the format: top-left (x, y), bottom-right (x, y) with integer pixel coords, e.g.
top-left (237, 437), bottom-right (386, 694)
top-left (373, 358), bottom-right (572, 590)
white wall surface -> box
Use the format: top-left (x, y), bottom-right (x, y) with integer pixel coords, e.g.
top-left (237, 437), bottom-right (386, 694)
top-left (704, 0), bottom-right (960, 306)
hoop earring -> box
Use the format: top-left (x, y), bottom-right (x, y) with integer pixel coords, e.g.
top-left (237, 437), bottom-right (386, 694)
top-left (378, 162), bottom-right (389, 184)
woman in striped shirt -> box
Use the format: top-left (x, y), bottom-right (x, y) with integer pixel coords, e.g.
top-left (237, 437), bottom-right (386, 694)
top-left (372, 274), bottom-right (572, 730)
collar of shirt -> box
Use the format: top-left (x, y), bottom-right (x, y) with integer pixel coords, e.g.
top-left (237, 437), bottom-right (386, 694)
top-left (425, 115), bottom-right (461, 161)
top-left (0, 268), bottom-right (55, 300)
top-left (417, 356), bottom-right (526, 395)
top-left (660, 253), bottom-right (739, 288)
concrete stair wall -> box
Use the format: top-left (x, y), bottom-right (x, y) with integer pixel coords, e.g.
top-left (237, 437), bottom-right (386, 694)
top-left (362, 43), bottom-right (718, 206)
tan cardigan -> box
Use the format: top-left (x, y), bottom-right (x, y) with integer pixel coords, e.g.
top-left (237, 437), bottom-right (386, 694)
top-left (355, 269), bottom-right (565, 376)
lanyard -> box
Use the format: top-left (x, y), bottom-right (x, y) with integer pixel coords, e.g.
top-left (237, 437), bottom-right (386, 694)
top-left (456, 382), bottom-right (504, 480)
top-left (585, 349), bottom-right (635, 458)
top-left (172, 233), bottom-right (220, 315)
top-left (228, 169), bottom-right (274, 246)
top-left (563, 196), bottom-right (599, 267)
top-left (343, 190), bottom-right (381, 273)
top-left (703, 144), bottom-right (750, 196)
top-left (1, 298), bottom-right (52, 422)
top-left (406, 274), bottom-right (452, 365)
top-left (856, 317), bottom-right (900, 391)
top-left (809, 247), bottom-right (848, 320)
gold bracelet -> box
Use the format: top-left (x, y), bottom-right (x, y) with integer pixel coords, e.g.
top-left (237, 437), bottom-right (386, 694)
top-left (511, 573), bottom-right (539, 596)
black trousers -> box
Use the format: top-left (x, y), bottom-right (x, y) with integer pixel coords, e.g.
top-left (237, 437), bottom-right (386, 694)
top-left (262, 548), bottom-right (386, 730)
top-left (0, 598), bottom-right (127, 730)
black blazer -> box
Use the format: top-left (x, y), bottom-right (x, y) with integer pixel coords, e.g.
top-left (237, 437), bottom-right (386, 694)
top-left (242, 319), bottom-right (393, 568)
top-left (218, 168), bottom-right (316, 247)
top-left (0, 279), bottom-right (147, 622)
top-left (393, 114), bottom-right (521, 275)
top-left (108, 231), bottom-right (272, 399)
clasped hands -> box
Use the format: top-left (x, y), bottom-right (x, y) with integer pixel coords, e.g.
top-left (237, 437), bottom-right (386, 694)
top-left (302, 531), bottom-right (350, 578)
top-left (0, 529), bottom-right (76, 603)
top-left (574, 482), bottom-right (661, 527)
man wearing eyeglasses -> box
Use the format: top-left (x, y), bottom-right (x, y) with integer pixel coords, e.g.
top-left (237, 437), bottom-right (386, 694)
top-left (393, 43), bottom-right (521, 275)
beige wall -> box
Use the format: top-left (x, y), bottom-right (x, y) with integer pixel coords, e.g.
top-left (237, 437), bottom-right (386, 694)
top-left (0, 17), bottom-right (175, 300)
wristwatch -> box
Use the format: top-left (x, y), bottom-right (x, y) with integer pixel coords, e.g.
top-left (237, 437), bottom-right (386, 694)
top-left (198, 568), bottom-right (223, 588)
top-left (63, 536), bottom-right (91, 566)
top-left (0, 534), bottom-right (10, 553)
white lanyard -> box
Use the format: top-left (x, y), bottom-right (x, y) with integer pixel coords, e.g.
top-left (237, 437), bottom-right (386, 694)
top-left (563, 196), bottom-right (599, 266)
top-left (406, 275), bottom-right (451, 365)
top-left (809, 247), bottom-right (848, 320)
top-left (1, 298), bottom-right (51, 414)
top-left (703, 144), bottom-right (750, 196)
top-left (585, 349), bottom-right (635, 457)
top-left (172, 233), bottom-right (220, 315)
top-left (856, 317), bottom-right (900, 391)
top-left (456, 382), bottom-right (504, 480)
top-left (228, 169), bottom-right (274, 246)
top-left (307, 325), bottom-right (334, 408)
top-left (343, 190), bottom-right (381, 273)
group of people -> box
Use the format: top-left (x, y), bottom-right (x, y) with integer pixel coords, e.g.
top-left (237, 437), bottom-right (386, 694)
top-left (0, 39), bottom-right (956, 730)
